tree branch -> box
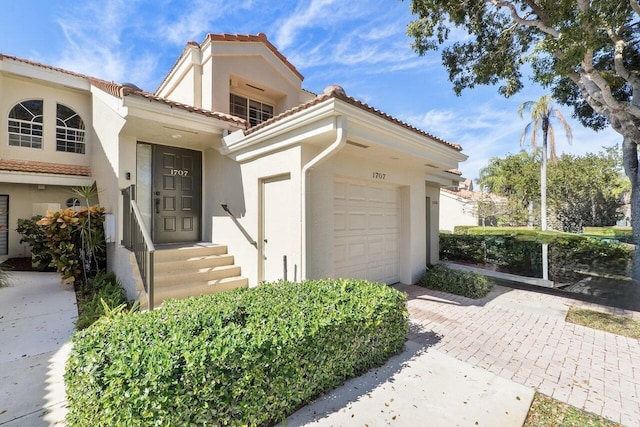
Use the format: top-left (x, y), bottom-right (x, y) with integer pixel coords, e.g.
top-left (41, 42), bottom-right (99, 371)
top-left (581, 49), bottom-right (640, 119)
top-left (522, 0), bottom-right (550, 23)
top-left (489, 0), bottom-right (560, 37)
top-left (631, 0), bottom-right (640, 17)
top-left (613, 39), bottom-right (633, 81)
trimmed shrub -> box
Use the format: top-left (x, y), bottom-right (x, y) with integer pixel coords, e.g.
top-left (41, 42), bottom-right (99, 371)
top-left (441, 229), bottom-right (632, 282)
top-left (75, 271), bottom-right (129, 330)
top-left (550, 236), bottom-right (632, 283)
top-left (65, 279), bottom-right (408, 426)
top-left (16, 216), bottom-right (53, 271)
top-left (419, 264), bottom-right (493, 299)
top-left (440, 233), bottom-right (542, 277)
top-left (582, 226), bottom-right (633, 243)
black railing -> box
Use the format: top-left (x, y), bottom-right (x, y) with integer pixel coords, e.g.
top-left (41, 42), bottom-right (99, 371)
top-left (122, 185), bottom-right (155, 310)
top-left (221, 204), bottom-right (257, 248)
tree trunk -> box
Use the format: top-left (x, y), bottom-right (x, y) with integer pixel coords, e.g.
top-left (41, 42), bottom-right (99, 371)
top-left (622, 136), bottom-right (640, 279)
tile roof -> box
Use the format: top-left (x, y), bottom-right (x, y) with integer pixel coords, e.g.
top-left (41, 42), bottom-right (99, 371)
top-left (0, 160), bottom-right (91, 176)
top-left (0, 54), bottom-right (247, 127)
top-left (244, 87), bottom-right (463, 152)
top-left (1, 51), bottom-right (461, 152)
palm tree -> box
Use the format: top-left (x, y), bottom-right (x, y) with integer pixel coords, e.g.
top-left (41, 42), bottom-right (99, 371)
top-left (518, 95), bottom-right (573, 231)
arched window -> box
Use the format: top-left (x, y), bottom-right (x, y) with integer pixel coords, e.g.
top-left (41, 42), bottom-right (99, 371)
top-left (56, 104), bottom-right (85, 154)
top-left (8, 100), bottom-right (43, 149)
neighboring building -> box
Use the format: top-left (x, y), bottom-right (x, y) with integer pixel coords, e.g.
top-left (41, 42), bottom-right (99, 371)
top-left (440, 180), bottom-right (505, 232)
top-left (0, 33), bottom-right (467, 305)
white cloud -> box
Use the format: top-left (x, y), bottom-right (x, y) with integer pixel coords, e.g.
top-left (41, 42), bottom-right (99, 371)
top-left (158, 0), bottom-right (251, 45)
top-left (406, 109), bottom-right (458, 138)
top-left (360, 24), bottom-right (404, 41)
top-left (274, 0), bottom-right (347, 50)
top-left (54, 0), bottom-right (157, 85)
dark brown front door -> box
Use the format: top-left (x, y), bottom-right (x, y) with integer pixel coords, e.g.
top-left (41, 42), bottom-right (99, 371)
top-left (153, 145), bottom-right (202, 244)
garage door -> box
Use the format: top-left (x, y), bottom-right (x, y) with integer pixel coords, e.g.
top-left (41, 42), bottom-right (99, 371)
top-left (333, 178), bottom-right (400, 284)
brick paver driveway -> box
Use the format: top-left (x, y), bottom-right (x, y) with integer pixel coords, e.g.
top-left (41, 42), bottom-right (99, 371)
top-left (396, 284), bottom-right (640, 426)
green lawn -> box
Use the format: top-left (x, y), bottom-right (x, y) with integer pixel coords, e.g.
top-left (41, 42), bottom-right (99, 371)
top-left (524, 393), bottom-right (621, 426)
top-left (566, 307), bottom-right (640, 340)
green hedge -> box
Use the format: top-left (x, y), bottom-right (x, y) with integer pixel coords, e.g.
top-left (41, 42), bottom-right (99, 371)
top-left (440, 233), bottom-right (542, 277)
top-left (65, 279), bottom-right (408, 426)
top-left (582, 226), bottom-right (633, 243)
top-left (419, 264), bottom-right (493, 299)
top-left (441, 230), bottom-right (632, 283)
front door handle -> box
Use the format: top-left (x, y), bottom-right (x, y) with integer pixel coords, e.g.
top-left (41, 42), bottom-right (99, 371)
top-left (155, 197), bottom-right (160, 214)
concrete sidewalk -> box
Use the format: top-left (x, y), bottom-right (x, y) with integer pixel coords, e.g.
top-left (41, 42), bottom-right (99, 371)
top-left (0, 271), bottom-right (76, 426)
top-left (284, 341), bottom-right (533, 426)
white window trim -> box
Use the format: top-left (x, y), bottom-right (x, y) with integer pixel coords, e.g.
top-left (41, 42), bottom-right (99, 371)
top-left (8, 100), bottom-right (44, 149)
top-left (230, 93), bottom-right (274, 126)
top-left (56, 104), bottom-right (86, 154)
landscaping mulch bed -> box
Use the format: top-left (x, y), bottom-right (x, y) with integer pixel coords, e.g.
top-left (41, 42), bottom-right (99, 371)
top-left (0, 257), bottom-right (54, 272)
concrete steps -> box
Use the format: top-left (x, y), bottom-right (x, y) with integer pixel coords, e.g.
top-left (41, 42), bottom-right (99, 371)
top-left (138, 243), bottom-right (248, 308)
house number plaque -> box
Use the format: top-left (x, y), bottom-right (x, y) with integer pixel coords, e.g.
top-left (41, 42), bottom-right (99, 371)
top-left (372, 172), bottom-right (386, 180)
top-left (169, 169), bottom-right (189, 176)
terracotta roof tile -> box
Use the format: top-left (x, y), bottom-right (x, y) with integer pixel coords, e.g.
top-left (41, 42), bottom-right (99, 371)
top-left (0, 54), bottom-right (246, 127)
top-left (1, 52), bottom-right (460, 151)
top-left (244, 88), bottom-right (463, 152)
top-left (0, 160), bottom-right (91, 176)
top-left (446, 169), bottom-right (463, 175)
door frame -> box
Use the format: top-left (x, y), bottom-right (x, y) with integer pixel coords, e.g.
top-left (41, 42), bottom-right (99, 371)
top-left (0, 194), bottom-right (8, 256)
top-left (258, 173), bottom-right (291, 283)
top-left (137, 142), bottom-right (204, 244)
top-left (426, 196), bottom-right (431, 264)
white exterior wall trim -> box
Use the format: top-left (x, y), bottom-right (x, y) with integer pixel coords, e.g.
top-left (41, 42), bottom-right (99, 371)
top-left (427, 170), bottom-right (465, 187)
top-left (332, 101), bottom-right (468, 165)
top-left (0, 170), bottom-right (93, 187)
top-left (0, 57), bottom-right (90, 91)
top-left (122, 96), bottom-right (240, 133)
top-left (221, 99), bottom-right (337, 155)
top-left (300, 115), bottom-right (347, 280)
top-left (222, 97), bottom-right (467, 168)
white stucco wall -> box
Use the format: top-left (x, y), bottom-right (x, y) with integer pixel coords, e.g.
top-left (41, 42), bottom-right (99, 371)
top-left (0, 75), bottom-right (92, 167)
top-left (0, 183), bottom-right (80, 259)
top-left (208, 146), bottom-right (302, 286)
top-left (89, 89), bottom-right (127, 217)
top-left (439, 190), bottom-right (477, 232)
top-left (155, 47), bottom-right (202, 107)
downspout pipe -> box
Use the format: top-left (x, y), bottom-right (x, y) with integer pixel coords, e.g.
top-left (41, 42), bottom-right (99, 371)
top-left (300, 115), bottom-right (347, 281)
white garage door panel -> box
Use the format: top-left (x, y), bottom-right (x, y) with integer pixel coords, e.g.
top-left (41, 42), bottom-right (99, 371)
top-left (333, 179), bottom-right (400, 284)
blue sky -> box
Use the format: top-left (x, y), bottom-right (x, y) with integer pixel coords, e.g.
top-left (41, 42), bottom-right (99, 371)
top-left (0, 0), bottom-right (621, 183)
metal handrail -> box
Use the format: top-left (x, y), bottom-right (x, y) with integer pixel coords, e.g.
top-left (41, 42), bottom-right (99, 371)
top-left (221, 204), bottom-right (257, 248)
top-left (122, 185), bottom-right (156, 310)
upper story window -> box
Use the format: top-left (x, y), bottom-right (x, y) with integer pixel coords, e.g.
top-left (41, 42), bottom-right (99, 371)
top-left (56, 104), bottom-right (85, 154)
top-left (8, 100), bottom-right (43, 149)
top-left (230, 93), bottom-right (274, 127)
